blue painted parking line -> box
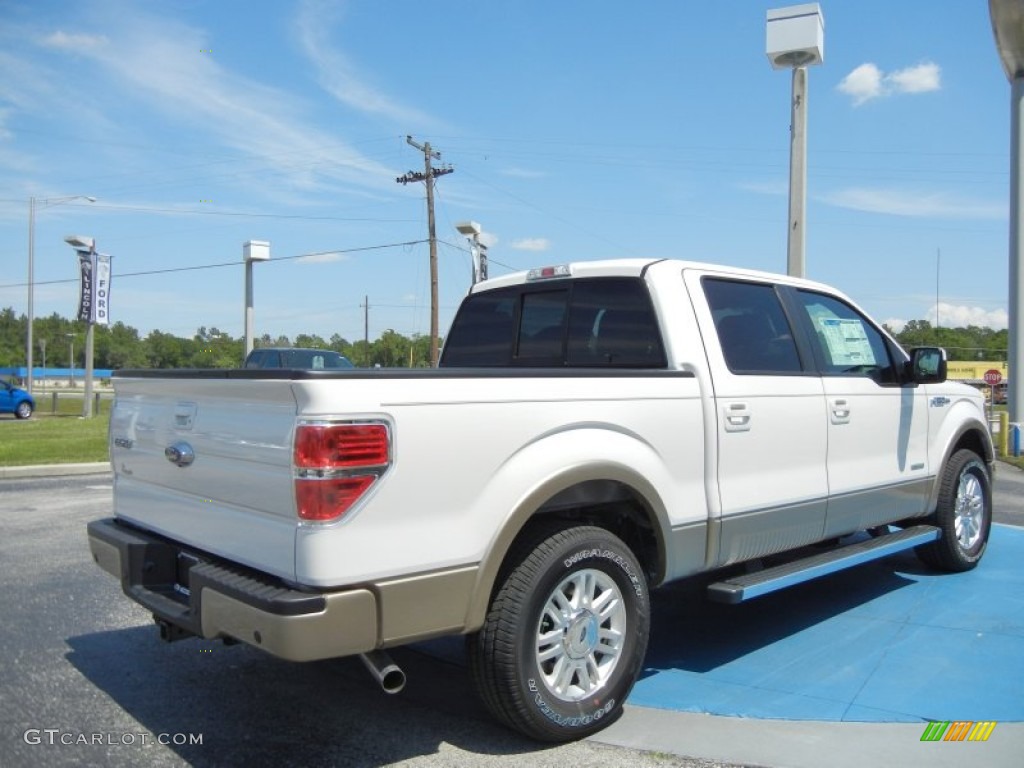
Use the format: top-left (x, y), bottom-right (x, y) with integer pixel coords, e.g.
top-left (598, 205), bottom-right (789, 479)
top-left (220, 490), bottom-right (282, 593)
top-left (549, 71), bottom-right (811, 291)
top-left (633, 524), bottom-right (1024, 722)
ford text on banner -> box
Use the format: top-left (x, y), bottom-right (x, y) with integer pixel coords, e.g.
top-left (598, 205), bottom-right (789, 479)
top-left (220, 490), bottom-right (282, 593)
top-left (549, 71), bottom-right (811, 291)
top-left (94, 253), bottom-right (111, 326)
top-left (76, 251), bottom-right (112, 326)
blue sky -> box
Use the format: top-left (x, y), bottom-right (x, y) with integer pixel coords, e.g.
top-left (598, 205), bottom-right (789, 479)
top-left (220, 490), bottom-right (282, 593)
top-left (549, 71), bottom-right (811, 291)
top-left (0, 0), bottom-right (1012, 345)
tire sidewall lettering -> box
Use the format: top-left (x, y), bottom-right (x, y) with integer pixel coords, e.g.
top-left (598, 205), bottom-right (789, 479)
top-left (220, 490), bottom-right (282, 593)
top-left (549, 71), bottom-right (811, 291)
top-left (562, 547), bottom-right (644, 598)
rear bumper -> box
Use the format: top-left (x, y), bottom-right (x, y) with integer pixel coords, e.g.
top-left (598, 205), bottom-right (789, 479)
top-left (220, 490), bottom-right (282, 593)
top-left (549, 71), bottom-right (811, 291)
top-left (87, 518), bottom-right (378, 661)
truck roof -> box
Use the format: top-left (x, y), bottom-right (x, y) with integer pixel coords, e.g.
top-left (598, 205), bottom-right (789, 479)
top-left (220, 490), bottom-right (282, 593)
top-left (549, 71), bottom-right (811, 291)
top-left (470, 258), bottom-right (839, 295)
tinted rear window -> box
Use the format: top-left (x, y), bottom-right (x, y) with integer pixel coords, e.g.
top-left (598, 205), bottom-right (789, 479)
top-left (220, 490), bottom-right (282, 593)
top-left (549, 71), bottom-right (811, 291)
top-left (441, 277), bottom-right (666, 368)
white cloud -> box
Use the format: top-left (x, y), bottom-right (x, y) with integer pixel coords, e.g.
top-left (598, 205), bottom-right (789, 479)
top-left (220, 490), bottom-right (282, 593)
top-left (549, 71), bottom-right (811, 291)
top-left (889, 62), bottom-right (941, 94)
top-left (510, 237), bottom-right (550, 252)
top-left (837, 63), bottom-right (883, 106)
top-left (32, 8), bottom-right (399, 195)
top-left (884, 302), bottom-right (1007, 333)
top-left (40, 31), bottom-right (109, 51)
top-left (480, 232), bottom-right (499, 249)
top-left (822, 187), bottom-right (1004, 220)
top-left (737, 180), bottom-right (787, 196)
top-left (499, 167), bottom-right (547, 179)
top-left (296, 250), bottom-right (351, 264)
top-left (293, 0), bottom-right (433, 126)
top-left (838, 61), bottom-right (941, 106)
top-left (931, 303), bottom-right (1007, 330)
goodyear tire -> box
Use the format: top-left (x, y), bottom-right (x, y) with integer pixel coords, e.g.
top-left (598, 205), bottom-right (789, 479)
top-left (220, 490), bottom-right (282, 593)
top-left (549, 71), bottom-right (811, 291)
top-left (916, 449), bottom-right (992, 572)
top-left (467, 525), bottom-right (649, 742)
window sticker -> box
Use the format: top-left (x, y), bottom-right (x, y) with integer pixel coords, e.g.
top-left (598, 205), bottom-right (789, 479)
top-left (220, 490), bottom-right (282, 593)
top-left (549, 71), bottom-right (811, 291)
top-left (817, 317), bottom-right (876, 366)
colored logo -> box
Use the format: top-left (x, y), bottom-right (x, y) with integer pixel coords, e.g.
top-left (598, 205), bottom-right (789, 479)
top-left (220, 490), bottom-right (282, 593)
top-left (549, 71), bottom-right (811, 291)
top-left (920, 721), bottom-right (996, 742)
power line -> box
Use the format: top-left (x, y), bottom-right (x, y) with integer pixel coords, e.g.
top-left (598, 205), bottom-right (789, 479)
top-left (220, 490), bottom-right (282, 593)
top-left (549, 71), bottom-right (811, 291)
top-left (83, 202), bottom-right (419, 222)
top-left (0, 240), bottom-right (429, 290)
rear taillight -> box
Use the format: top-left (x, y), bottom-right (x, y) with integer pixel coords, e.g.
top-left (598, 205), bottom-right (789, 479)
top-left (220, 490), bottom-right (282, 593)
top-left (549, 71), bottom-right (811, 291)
top-left (294, 422), bottom-right (390, 522)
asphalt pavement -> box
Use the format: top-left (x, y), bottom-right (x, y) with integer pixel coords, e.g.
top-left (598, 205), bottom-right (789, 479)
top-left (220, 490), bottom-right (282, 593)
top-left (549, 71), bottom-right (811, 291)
top-left (2, 463), bottom-right (1023, 767)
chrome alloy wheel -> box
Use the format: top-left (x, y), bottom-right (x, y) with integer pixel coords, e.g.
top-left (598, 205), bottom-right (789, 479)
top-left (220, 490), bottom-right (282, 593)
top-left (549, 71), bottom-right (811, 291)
top-left (955, 470), bottom-right (986, 550)
top-left (535, 568), bottom-right (627, 702)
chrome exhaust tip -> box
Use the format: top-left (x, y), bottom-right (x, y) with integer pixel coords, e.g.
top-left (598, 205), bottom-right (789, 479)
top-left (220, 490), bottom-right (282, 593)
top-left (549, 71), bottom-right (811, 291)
top-left (359, 650), bottom-right (406, 694)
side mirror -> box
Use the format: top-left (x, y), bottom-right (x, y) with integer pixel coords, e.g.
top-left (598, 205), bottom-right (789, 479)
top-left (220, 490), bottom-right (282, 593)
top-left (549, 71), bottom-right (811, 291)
top-left (907, 347), bottom-right (947, 384)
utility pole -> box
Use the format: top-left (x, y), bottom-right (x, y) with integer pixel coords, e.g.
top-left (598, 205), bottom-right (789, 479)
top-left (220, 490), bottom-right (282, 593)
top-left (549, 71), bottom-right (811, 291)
top-left (361, 295), bottom-right (370, 366)
top-left (397, 135), bottom-right (453, 366)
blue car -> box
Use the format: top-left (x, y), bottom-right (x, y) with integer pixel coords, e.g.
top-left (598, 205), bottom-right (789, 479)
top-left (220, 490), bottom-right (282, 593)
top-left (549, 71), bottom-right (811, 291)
top-left (1, 380), bottom-right (35, 419)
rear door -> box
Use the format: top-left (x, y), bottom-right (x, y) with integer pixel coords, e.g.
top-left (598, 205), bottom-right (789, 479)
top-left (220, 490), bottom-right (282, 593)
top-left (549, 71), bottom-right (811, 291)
top-left (689, 273), bottom-right (829, 565)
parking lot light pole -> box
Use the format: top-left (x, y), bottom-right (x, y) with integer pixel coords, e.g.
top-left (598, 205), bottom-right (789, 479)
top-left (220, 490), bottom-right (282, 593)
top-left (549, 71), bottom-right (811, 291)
top-left (66, 334), bottom-right (75, 389)
top-left (243, 241), bottom-right (270, 359)
top-left (991, 0), bottom-right (1024, 425)
top-left (767, 4), bottom-right (824, 278)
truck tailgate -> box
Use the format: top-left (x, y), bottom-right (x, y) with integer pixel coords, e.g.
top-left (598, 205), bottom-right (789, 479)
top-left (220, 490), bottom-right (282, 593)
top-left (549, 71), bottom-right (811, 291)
top-left (110, 376), bottom-right (300, 581)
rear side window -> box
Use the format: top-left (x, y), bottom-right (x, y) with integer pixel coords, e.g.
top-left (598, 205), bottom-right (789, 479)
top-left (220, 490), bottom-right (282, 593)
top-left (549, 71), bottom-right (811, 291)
top-left (441, 277), bottom-right (666, 368)
top-left (441, 292), bottom-right (517, 365)
top-left (703, 278), bottom-right (803, 374)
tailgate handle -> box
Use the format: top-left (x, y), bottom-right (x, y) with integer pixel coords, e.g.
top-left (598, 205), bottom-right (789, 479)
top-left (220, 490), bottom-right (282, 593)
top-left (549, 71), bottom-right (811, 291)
top-left (165, 441), bottom-right (195, 468)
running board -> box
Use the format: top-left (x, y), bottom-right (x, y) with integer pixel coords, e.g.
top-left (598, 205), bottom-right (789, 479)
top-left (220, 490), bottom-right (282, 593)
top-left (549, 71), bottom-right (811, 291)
top-left (706, 525), bottom-right (940, 605)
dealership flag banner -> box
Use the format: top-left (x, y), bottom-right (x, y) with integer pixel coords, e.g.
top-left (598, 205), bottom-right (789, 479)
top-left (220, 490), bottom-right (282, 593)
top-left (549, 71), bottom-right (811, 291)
top-left (76, 250), bottom-right (112, 326)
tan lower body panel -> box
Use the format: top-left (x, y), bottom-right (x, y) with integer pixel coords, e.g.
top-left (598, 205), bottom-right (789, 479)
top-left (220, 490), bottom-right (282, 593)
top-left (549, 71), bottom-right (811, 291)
top-left (200, 588), bottom-right (379, 662)
top-left (376, 565), bottom-right (479, 647)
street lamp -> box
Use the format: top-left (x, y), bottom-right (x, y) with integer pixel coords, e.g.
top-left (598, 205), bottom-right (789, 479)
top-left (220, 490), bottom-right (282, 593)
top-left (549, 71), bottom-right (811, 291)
top-left (66, 333), bottom-right (75, 389)
top-left (455, 221), bottom-right (489, 285)
top-left (26, 195), bottom-right (96, 395)
top-left (243, 240), bottom-right (270, 359)
top-left (990, 0), bottom-right (1024, 425)
top-left (767, 4), bottom-right (824, 278)
top-left (64, 234), bottom-right (97, 418)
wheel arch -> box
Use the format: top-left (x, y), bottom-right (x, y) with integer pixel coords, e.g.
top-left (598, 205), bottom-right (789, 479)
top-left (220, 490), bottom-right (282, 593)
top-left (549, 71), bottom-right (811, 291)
top-left (927, 418), bottom-right (995, 514)
top-left (463, 463), bottom-right (670, 633)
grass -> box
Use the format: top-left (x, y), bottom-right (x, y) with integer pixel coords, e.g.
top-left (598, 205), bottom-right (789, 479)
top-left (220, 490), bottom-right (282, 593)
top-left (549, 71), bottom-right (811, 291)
top-left (0, 409), bottom-right (111, 466)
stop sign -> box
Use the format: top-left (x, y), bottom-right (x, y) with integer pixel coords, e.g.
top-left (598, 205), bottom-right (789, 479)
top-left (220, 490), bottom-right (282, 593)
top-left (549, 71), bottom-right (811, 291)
top-left (984, 369), bottom-right (1003, 386)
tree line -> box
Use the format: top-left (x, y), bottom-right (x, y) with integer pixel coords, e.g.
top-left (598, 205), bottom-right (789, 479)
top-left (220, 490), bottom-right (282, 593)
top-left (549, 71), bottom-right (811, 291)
top-left (0, 307), bottom-right (1009, 372)
top-left (0, 308), bottom-right (436, 370)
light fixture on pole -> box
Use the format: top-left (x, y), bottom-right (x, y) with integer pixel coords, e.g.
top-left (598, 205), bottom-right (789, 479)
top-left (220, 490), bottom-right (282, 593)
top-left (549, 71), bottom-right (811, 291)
top-left (455, 221), bottom-right (488, 285)
top-left (767, 4), bottom-right (824, 278)
top-left (990, 0), bottom-right (1024, 426)
top-left (26, 195), bottom-right (95, 395)
top-left (243, 240), bottom-right (270, 359)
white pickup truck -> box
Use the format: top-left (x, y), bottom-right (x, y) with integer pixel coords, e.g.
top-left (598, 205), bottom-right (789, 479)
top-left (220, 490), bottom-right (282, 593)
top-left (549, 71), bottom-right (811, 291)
top-left (88, 258), bottom-right (995, 742)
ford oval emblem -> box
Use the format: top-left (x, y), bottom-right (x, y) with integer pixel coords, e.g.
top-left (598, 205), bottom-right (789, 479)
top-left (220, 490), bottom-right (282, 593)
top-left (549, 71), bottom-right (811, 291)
top-left (165, 441), bottom-right (195, 467)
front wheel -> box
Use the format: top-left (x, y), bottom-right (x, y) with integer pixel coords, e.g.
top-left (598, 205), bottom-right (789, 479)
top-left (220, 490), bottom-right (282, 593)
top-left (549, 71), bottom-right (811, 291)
top-left (916, 449), bottom-right (992, 572)
top-left (467, 525), bottom-right (649, 742)
top-left (15, 401), bottom-right (32, 419)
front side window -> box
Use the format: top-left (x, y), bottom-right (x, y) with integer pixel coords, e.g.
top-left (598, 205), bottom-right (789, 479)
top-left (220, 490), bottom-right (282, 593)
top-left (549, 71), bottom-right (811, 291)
top-left (795, 290), bottom-right (898, 383)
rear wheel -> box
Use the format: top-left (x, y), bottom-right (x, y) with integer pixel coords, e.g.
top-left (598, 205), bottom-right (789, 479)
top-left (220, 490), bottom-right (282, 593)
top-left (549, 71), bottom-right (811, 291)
top-left (916, 449), bottom-right (991, 572)
top-left (467, 524), bottom-right (649, 742)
